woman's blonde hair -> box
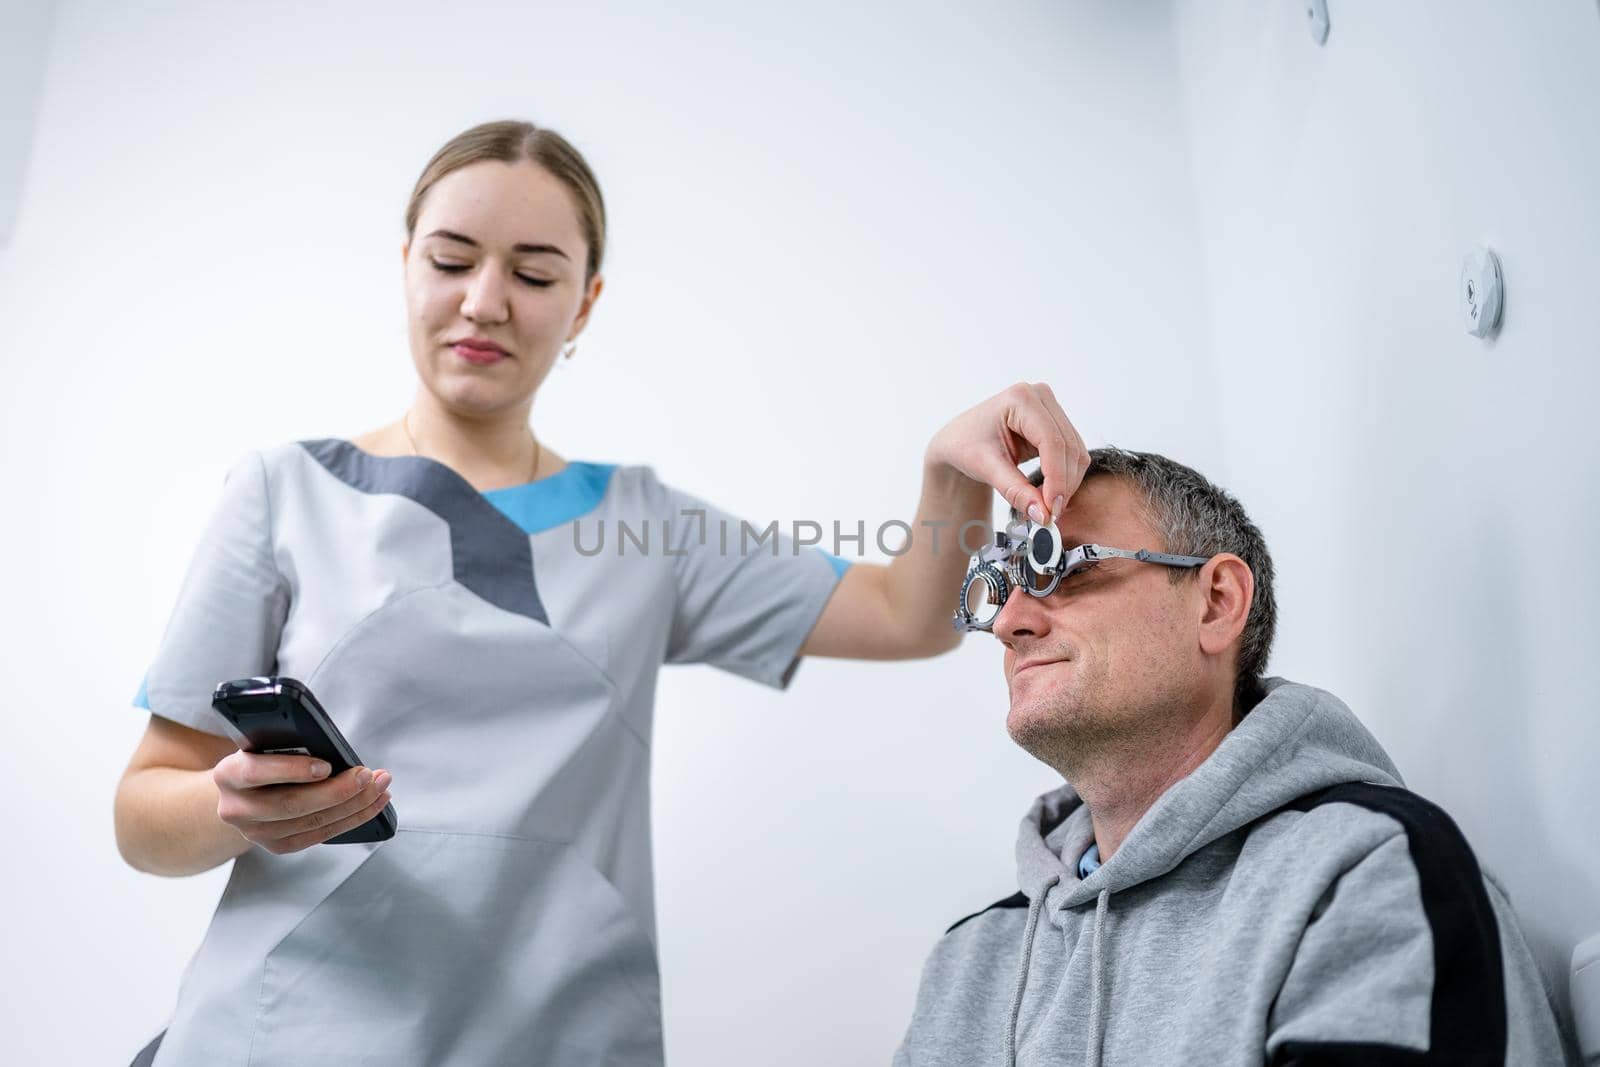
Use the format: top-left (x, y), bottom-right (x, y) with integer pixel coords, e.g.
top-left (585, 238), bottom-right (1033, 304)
top-left (404, 120), bottom-right (607, 281)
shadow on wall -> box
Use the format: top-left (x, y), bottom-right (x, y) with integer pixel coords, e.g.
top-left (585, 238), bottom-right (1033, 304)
top-left (1370, 501), bottom-right (1595, 1035)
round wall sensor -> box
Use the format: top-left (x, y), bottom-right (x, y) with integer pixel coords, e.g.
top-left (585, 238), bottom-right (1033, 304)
top-left (1460, 245), bottom-right (1504, 339)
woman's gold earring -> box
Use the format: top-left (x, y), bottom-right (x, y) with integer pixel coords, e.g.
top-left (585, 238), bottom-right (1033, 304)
top-left (562, 342), bottom-right (577, 361)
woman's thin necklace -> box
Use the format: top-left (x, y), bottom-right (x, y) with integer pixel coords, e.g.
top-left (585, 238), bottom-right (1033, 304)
top-left (401, 411), bottom-right (542, 486)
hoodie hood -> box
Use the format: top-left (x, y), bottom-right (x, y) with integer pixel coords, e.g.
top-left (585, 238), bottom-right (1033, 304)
top-left (1016, 677), bottom-right (1404, 911)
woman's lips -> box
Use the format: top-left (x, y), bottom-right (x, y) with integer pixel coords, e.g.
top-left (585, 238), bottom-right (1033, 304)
top-left (451, 342), bottom-right (507, 366)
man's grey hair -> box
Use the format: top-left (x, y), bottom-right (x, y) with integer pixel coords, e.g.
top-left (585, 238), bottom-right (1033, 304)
top-left (1031, 447), bottom-right (1277, 713)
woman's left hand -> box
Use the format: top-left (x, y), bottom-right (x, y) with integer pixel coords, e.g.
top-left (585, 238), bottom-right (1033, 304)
top-left (924, 382), bottom-right (1090, 525)
top-left (801, 381), bottom-right (1089, 661)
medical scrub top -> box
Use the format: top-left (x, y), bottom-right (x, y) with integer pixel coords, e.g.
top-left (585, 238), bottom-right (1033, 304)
top-left (132, 439), bottom-right (849, 1065)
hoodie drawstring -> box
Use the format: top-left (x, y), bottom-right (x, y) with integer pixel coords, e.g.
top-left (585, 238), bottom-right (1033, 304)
top-left (1004, 875), bottom-right (1058, 1067)
top-left (1087, 888), bottom-right (1110, 1066)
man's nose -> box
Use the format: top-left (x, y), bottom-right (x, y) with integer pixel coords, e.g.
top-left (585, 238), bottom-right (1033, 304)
top-left (461, 268), bottom-right (510, 323)
top-left (993, 584), bottom-right (1048, 643)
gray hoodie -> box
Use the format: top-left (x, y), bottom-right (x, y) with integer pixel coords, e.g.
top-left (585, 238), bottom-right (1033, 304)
top-left (894, 678), bottom-right (1575, 1065)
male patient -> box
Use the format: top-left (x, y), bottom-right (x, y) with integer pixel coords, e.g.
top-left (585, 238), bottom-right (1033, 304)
top-left (895, 448), bottom-right (1573, 1066)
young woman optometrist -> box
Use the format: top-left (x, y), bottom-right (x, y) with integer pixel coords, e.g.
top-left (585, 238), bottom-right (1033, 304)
top-left (113, 120), bottom-right (1087, 1066)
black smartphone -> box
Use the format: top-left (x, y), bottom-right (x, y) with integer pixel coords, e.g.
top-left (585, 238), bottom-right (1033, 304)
top-left (210, 676), bottom-right (397, 844)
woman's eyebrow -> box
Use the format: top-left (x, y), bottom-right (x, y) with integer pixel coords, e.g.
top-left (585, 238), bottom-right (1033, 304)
top-left (426, 228), bottom-right (570, 259)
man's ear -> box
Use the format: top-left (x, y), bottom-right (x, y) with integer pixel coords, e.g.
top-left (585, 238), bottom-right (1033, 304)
top-left (1196, 553), bottom-right (1253, 658)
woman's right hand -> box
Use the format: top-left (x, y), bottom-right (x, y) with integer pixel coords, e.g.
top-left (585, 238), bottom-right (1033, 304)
top-left (212, 753), bottom-right (392, 855)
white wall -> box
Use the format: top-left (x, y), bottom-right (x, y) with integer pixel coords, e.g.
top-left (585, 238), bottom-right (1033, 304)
top-left (1170, 0), bottom-right (1600, 1028)
top-left (0, 0), bottom-right (55, 245)
top-left (0, 2), bottom-right (1212, 1063)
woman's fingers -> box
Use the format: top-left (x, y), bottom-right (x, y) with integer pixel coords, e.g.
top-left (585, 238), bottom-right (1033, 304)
top-left (267, 787), bottom-right (393, 855)
top-left (253, 770), bottom-right (391, 853)
top-left (257, 769), bottom-right (390, 837)
top-left (994, 382), bottom-right (1072, 522)
top-left (925, 381), bottom-right (1088, 524)
top-left (984, 459), bottom-right (1048, 525)
top-left (220, 763), bottom-right (367, 822)
top-left (212, 749), bottom-right (331, 793)
top-left (1027, 382), bottom-right (1089, 519)
top-left (216, 757), bottom-right (393, 855)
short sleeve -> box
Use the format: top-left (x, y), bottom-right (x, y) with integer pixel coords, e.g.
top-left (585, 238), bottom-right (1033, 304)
top-left (133, 450), bottom-right (290, 738)
top-left (651, 474), bottom-right (849, 689)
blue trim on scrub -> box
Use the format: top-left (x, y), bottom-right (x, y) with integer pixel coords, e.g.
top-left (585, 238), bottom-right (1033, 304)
top-left (819, 549), bottom-right (852, 579)
top-left (481, 462), bottom-right (618, 535)
top-left (134, 674), bottom-right (151, 710)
